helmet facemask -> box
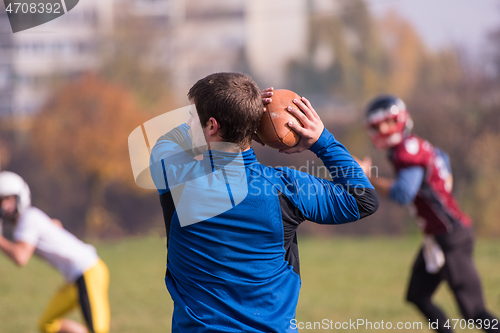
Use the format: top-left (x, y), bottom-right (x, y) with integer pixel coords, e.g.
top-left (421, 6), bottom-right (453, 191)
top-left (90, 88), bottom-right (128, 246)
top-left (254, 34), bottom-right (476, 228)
top-left (0, 195), bottom-right (20, 222)
top-left (365, 96), bottom-right (413, 150)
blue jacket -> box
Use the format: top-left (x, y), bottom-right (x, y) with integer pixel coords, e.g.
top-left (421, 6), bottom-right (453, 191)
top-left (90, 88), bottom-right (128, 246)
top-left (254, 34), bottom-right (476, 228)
top-left (150, 125), bottom-right (378, 332)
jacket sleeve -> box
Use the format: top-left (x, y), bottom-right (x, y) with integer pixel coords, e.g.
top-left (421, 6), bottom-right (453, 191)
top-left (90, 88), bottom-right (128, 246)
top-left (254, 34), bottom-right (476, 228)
top-left (149, 124), bottom-right (205, 195)
top-left (279, 128), bottom-right (379, 224)
top-left (389, 166), bottom-right (424, 205)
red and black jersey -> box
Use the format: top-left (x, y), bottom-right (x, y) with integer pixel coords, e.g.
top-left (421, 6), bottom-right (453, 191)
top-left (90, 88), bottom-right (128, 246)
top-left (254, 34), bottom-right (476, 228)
top-left (389, 135), bottom-right (471, 235)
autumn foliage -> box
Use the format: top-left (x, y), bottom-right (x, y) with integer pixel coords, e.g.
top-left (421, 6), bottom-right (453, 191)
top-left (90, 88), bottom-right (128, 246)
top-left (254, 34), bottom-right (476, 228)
top-left (33, 74), bottom-right (143, 185)
top-left (32, 74), bottom-right (147, 236)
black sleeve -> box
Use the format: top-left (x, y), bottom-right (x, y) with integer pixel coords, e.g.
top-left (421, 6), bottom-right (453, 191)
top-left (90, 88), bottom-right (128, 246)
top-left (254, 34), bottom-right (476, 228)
top-left (347, 187), bottom-right (379, 219)
top-left (279, 193), bottom-right (306, 276)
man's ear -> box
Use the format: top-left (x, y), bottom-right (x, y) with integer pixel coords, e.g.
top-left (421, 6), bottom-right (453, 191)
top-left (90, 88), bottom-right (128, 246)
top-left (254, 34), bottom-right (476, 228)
top-left (206, 117), bottom-right (219, 137)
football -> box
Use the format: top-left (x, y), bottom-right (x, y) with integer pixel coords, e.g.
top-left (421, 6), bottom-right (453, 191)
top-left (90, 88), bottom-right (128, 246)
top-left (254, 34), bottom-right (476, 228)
top-left (256, 89), bottom-right (304, 150)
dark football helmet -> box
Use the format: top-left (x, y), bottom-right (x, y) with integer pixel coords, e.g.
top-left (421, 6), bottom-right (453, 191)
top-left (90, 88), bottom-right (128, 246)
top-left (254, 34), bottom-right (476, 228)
top-left (365, 95), bottom-right (413, 149)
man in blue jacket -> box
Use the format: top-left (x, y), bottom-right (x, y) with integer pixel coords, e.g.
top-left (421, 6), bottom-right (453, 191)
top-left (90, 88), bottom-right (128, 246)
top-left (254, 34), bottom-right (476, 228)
top-left (149, 72), bottom-right (378, 332)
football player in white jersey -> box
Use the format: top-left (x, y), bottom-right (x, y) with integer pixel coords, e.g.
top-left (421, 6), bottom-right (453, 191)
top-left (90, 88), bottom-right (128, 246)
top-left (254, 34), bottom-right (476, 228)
top-left (0, 171), bottom-right (110, 333)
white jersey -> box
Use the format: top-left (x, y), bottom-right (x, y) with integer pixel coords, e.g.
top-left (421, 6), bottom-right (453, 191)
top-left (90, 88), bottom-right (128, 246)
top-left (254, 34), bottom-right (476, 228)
top-left (13, 207), bottom-right (99, 282)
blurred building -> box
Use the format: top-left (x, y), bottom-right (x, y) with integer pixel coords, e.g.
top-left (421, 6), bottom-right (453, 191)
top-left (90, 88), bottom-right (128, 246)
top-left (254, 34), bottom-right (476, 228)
top-left (0, 6), bottom-right (13, 115)
top-left (0, 0), bottom-right (313, 117)
top-left (117, 0), bottom-right (182, 73)
top-left (118, 0), bottom-right (246, 95)
top-left (245, 0), bottom-right (308, 88)
top-left (141, 0), bottom-right (309, 93)
top-left (0, 0), bottom-right (112, 117)
top-left (174, 0), bottom-right (246, 92)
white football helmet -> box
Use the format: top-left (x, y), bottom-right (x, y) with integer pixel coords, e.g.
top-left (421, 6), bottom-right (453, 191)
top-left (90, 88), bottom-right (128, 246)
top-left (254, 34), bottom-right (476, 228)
top-left (0, 171), bottom-right (31, 214)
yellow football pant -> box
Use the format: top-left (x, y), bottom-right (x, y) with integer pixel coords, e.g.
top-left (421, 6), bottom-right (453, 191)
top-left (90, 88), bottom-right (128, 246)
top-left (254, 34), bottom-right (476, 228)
top-left (38, 259), bottom-right (110, 333)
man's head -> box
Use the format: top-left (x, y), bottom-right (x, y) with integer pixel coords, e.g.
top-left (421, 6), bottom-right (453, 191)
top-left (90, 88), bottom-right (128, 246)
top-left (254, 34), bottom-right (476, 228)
top-left (187, 72), bottom-right (263, 150)
top-left (0, 171), bottom-right (31, 221)
top-left (365, 95), bottom-right (413, 150)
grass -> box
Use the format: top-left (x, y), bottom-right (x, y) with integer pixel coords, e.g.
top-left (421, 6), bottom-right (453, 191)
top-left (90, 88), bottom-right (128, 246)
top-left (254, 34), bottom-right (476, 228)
top-left (296, 236), bottom-right (500, 332)
top-left (0, 235), bottom-right (499, 332)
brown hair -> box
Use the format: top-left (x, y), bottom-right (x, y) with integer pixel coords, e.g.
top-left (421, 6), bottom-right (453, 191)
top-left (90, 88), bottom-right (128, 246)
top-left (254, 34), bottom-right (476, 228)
top-left (187, 72), bottom-right (263, 149)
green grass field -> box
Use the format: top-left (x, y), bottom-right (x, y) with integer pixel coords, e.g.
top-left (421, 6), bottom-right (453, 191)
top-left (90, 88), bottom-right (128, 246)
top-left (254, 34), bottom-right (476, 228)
top-left (1, 235), bottom-right (499, 332)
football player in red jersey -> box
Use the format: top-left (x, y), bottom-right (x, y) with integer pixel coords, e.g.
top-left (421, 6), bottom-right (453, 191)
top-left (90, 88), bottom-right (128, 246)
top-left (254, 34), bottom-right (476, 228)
top-left (356, 95), bottom-right (499, 333)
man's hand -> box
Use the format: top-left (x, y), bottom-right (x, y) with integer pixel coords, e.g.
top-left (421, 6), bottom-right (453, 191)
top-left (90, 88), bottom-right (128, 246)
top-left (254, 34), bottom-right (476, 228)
top-left (354, 156), bottom-right (373, 177)
top-left (253, 87), bottom-right (274, 147)
top-left (261, 87), bottom-right (273, 108)
top-left (279, 97), bottom-right (325, 154)
top-left (51, 218), bottom-right (63, 228)
top-left (353, 156), bottom-right (393, 197)
top-left (0, 235), bottom-right (35, 267)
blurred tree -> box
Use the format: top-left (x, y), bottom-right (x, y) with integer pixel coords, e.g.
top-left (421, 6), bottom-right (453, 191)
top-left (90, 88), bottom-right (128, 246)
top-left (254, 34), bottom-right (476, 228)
top-left (32, 74), bottom-right (146, 237)
top-left (0, 126), bottom-right (12, 170)
top-left (99, 4), bottom-right (177, 110)
top-left (290, 4), bottom-right (462, 102)
top-left (418, 49), bottom-right (463, 94)
top-left (468, 132), bottom-right (500, 237)
top-left (378, 10), bottom-right (427, 99)
top-left (288, 0), bottom-right (389, 101)
top-left (407, 79), bottom-right (500, 238)
top-left (339, 0), bottom-right (388, 97)
top-left (487, 25), bottom-right (500, 80)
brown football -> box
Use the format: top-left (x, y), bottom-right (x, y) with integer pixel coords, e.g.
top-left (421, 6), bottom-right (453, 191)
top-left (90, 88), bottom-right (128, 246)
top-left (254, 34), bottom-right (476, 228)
top-left (256, 89), bottom-right (304, 150)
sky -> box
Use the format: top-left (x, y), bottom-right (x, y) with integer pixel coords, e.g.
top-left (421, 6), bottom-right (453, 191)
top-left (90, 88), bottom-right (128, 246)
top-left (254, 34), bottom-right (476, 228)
top-left (365, 0), bottom-right (500, 60)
